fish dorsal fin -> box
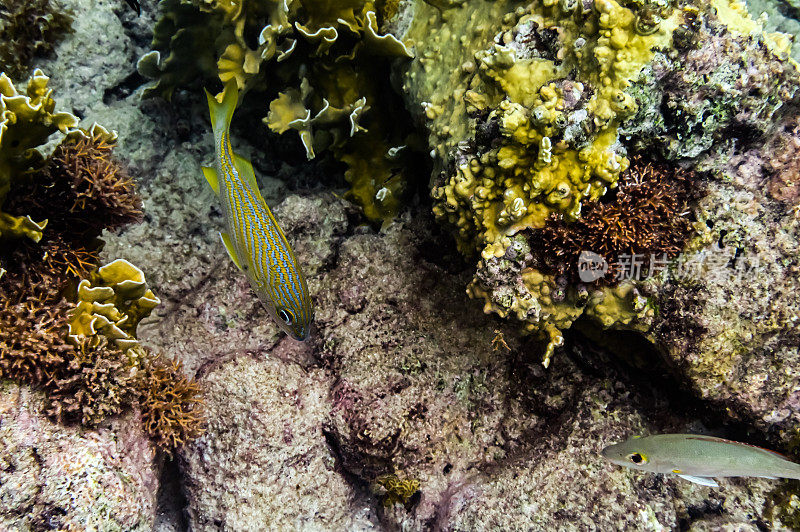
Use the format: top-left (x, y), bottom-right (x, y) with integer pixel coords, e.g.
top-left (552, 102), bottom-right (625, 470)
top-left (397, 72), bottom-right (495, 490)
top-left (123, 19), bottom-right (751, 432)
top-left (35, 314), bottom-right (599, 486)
top-left (233, 153), bottom-right (259, 191)
top-left (202, 165), bottom-right (220, 196)
top-left (677, 474), bottom-right (719, 488)
top-left (220, 232), bottom-right (243, 270)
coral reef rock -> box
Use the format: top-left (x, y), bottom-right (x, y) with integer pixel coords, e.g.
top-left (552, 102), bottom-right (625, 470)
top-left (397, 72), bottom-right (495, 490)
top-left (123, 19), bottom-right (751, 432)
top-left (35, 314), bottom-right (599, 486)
top-left (389, 0), bottom-right (800, 445)
top-left (0, 381), bottom-right (158, 530)
top-left (147, 193), bottom-right (791, 529)
top-left (21, 0), bottom-right (800, 527)
top-left (179, 352), bottom-right (379, 530)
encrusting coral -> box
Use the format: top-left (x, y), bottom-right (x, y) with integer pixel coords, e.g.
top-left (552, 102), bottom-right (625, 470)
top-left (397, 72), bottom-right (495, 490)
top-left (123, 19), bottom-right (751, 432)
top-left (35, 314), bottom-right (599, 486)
top-left (620, 1), bottom-right (799, 161)
top-left (765, 115), bottom-right (800, 206)
top-left (0, 71), bottom-right (202, 451)
top-left (387, 0), bottom-right (798, 364)
top-left (0, 0), bottom-right (73, 81)
top-left (386, 0), bottom-right (695, 363)
top-left (139, 0), bottom-right (418, 223)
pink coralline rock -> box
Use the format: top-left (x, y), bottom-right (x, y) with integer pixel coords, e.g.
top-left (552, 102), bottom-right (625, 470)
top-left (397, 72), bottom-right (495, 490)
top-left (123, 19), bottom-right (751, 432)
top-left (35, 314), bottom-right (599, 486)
top-left (645, 103), bottom-right (800, 444)
top-left (765, 116), bottom-right (800, 205)
top-left (0, 381), bottom-right (158, 530)
top-left (178, 352), bottom-right (379, 531)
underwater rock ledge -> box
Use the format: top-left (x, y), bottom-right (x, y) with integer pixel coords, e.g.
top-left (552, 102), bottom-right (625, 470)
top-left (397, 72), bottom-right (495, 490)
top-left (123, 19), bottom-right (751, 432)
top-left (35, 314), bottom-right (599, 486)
top-left (1, 0), bottom-right (799, 528)
top-left (153, 193), bottom-right (782, 530)
top-left (389, 0), bottom-right (800, 447)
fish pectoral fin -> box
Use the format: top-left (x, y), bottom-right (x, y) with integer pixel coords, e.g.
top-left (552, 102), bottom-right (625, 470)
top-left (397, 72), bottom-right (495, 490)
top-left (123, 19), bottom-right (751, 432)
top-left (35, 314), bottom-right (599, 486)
top-left (219, 232), bottom-right (243, 270)
top-left (202, 166), bottom-right (220, 196)
top-left (233, 152), bottom-right (259, 191)
top-left (677, 474), bottom-right (719, 488)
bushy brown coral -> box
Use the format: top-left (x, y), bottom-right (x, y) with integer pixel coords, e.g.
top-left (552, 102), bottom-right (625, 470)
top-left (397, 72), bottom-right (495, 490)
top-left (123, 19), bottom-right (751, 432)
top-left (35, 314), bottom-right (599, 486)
top-left (44, 337), bottom-right (140, 426)
top-left (0, 128), bottom-right (202, 452)
top-left (0, 227), bottom-right (98, 385)
top-left (139, 355), bottom-right (204, 452)
top-left (5, 134), bottom-right (143, 240)
top-left (0, 253), bottom-right (133, 425)
top-left (2, 236), bottom-right (98, 296)
top-left (0, 0), bottom-right (72, 80)
top-left (0, 291), bottom-right (73, 385)
top-left (531, 157), bottom-right (700, 283)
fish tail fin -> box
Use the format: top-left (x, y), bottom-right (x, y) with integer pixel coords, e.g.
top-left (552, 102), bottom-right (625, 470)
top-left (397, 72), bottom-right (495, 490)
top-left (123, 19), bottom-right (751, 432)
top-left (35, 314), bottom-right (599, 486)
top-left (204, 79), bottom-right (238, 140)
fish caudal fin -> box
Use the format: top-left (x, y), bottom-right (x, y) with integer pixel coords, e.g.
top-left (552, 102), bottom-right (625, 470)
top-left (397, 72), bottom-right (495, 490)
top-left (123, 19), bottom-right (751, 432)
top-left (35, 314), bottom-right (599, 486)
top-left (204, 79), bottom-right (239, 141)
top-left (677, 474), bottom-right (719, 487)
top-left (202, 165), bottom-right (220, 196)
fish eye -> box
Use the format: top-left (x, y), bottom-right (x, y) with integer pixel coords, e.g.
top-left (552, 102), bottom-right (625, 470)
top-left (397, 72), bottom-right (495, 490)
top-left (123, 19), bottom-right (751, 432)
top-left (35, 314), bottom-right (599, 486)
top-left (628, 452), bottom-right (647, 464)
top-left (278, 308), bottom-right (294, 325)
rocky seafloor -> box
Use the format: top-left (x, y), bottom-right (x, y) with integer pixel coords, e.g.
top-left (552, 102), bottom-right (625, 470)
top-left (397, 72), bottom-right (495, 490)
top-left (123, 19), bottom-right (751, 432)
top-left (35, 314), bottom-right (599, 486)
top-left (2, 0), bottom-right (800, 530)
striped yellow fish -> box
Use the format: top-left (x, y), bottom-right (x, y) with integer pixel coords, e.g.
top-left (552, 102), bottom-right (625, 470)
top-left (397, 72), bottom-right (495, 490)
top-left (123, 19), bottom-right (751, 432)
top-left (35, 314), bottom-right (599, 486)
top-left (202, 80), bottom-right (313, 340)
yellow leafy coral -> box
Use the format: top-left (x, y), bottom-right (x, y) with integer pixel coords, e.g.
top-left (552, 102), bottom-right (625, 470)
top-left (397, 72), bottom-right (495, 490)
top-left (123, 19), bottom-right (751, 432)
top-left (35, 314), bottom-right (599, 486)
top-left (140, 0), bottom-right (415, 223)
top-left (67, 259), bottom-right (161, 353)
top-left (0, 69), bottom-right (78, 241)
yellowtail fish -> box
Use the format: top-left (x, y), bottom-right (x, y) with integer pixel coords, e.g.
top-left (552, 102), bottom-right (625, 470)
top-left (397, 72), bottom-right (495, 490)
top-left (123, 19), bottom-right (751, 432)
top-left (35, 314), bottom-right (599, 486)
top-left (602, 433), bottom-right (800, 487)
top-left (202, 80), bottom-right (313, 340)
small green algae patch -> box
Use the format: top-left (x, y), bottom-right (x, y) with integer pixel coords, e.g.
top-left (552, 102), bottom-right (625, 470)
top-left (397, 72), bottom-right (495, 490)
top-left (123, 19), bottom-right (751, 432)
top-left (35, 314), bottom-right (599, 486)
top-left (375, 474), bottom-right (421, 507)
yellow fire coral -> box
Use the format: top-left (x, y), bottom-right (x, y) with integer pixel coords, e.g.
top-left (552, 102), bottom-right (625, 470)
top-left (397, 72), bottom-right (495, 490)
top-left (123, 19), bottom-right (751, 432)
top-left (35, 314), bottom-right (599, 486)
top-left (469, 257), bottom-right (655, 367)
top-left (67, 259), bottom-right (161, 352)
top-left (418, 0), bottom-right (679, 258)
top-left (0, 69), bottom-right (78, 241)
